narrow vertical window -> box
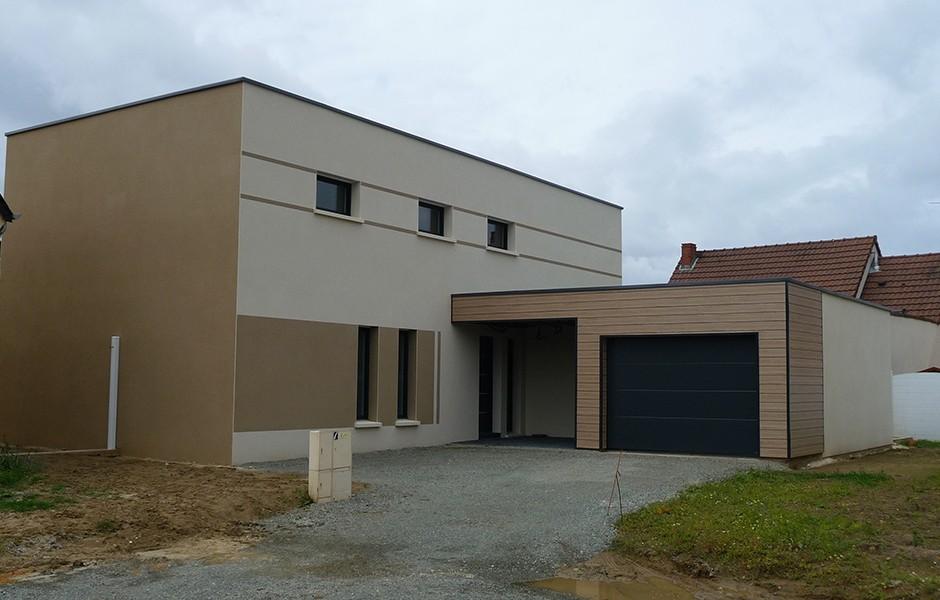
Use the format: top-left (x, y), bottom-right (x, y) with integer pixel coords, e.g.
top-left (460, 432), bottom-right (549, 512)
top-left (397, 330), bottom-right (414, 419)
top-left (356, 327), bottom-right (372, 421)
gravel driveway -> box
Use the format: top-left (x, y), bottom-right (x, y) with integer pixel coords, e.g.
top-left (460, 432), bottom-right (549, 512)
top-left (2, 445), bottom-right (772, 599)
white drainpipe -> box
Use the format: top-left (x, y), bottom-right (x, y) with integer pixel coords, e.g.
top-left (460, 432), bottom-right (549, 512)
top-left (107, 336), bottom-right (120, 450)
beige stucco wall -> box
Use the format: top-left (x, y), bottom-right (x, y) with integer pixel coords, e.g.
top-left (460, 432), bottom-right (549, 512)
top-left (934, 329), bottom-right (940, 367)
top-left (890, 315), bottom-right (940, 374)
top-left (232, 83), bottom-right (622, 461)
top-left (523, 325), bottom-right (576, 438)
top-left (0, 84), bottom-right (243, 464)
top-left (822, 294), bottom-right (894, 456)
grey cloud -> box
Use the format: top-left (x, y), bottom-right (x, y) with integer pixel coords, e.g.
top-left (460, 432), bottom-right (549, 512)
top-left (0, 1), bottom-right (938, 286)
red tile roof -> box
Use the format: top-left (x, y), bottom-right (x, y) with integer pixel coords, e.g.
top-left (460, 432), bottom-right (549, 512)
top-left (862, 253), bottom-right (940, 324)
top-left (669, 236), bottom-right (877, 296)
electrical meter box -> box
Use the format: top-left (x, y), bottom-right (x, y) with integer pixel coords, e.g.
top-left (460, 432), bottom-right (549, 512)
top-left (308, 428), bottom-right (353, 503)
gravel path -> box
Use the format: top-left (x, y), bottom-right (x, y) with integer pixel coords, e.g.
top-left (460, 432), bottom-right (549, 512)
top-left (2, 445), bottom-right (775, 599)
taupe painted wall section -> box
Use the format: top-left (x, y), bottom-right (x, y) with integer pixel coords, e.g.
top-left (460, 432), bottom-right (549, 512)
top-left (235, 316), bottom-right (357, 431)
top-left (0, 85), bottom-right (243, 463)
top-left (453, 282), bottom-right (790, 458)
top-left (234, 316), bottom-right (437, 432)
top-left (787, 284), bottom-right (824, 457)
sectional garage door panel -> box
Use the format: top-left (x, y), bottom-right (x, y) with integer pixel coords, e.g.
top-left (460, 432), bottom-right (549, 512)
top-left (606, 334), bottom-right (760, 457)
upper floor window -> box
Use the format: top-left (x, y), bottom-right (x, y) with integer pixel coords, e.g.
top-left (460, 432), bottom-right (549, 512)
top-left (316, 175), bottom-right (352, 215)
top-left (418, 201), bottom-right (445, 236)
top-left (487, 219), bottom-right (509, 250)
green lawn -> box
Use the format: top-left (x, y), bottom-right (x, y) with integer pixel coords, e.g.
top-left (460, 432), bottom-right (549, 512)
top-left (614, 448), bottom-right (940, 599)
top-left (0, 449), bottom-right (62, 513)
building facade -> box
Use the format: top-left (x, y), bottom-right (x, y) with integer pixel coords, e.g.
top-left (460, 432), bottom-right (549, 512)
top-left (0, 79), bottom-right (623, 465)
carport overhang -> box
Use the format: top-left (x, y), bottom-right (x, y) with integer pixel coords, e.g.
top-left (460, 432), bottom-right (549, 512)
top-left (452, 278), bottom-right (894, 460)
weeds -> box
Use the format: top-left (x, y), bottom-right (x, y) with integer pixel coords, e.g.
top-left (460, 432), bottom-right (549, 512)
top-left (0, 446), bottom-right (38, 488)
top-left (94, 519), bottom-right (120, 534)
top-left (614, 453), bottom-right (940, 599)
top-left (0, 446), bottom-right (61, 512)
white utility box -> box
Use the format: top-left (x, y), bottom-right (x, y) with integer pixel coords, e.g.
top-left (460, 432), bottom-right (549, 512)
top-left (308, 428), bottom-right (353, 503)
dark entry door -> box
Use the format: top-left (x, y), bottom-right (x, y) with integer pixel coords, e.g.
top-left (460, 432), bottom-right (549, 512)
top-left (478, 336), bottom-right (495, 437)
top-left (606, 334), bottom-right (759, 457)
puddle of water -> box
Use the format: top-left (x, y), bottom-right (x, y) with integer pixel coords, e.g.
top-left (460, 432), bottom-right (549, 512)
top-left (528, 576), bottom-right (693, 600)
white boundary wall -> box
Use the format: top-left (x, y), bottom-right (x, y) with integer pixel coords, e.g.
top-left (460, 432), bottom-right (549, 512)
top-left (893, 373), bottom-right (940, 440)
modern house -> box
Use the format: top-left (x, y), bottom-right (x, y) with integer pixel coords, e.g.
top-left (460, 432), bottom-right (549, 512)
top-left (0, 79), bottom-right (622, 465)
top-left (0, 79), bottom-right (915, 465)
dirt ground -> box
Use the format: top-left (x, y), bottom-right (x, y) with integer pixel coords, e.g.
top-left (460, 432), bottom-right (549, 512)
top-left (0, 453), bottom-right (359, 583)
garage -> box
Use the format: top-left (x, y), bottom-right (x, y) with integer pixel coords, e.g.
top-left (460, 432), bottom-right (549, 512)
top-left (605, 334), bottom-right (760, 457)
top-left (453, 279), bottom-right (896, 460)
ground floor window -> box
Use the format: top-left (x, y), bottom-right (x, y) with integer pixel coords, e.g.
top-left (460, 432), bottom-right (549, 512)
top-left (356, 327), bottom-right (373, 421)
top-left (398, 330), bottom-right (414, 419)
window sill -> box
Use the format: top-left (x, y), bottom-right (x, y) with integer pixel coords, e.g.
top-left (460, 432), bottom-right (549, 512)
top-left (313, 208), bottom-right (364, 224)
top-left (485, 245), bottom-right (518, 257)
top-left (354, 420), bottom-right (382, 429)
top-left (416, 231), bottom-right (456, 244)
top-left (394, 419), bottom-right (420, 428)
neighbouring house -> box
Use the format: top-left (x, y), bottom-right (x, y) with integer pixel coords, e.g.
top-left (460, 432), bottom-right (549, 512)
top-left (670, 238), bottom-right (940, 373)
top-left (0, 79), bottom-right (907, 465)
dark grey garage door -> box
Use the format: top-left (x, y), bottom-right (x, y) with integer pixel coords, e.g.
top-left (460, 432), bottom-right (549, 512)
top-left (606, 334), bottom-right (759, 457)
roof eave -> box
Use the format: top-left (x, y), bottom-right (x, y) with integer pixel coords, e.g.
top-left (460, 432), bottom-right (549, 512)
top-left (5, 77), bottom-right (621, 211)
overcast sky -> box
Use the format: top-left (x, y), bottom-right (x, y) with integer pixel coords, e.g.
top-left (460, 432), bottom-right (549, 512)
top-left (2, 0), bottom-right (938, 282)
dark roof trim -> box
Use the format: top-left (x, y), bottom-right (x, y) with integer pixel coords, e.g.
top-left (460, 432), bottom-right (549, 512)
top-left (5, 77), bottom-right (621, 210)
top-left (453, 277), bottom-right (896, 314)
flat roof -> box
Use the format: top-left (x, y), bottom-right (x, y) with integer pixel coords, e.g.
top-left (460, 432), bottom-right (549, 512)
top-left (453, 277), bottom-right (896, 314)
top-left (5, 78), bottom-right (621, 210)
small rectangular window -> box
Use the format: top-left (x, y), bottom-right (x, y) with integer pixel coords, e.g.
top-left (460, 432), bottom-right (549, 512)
top-left (316, 175), bottom-right (352, 215)
top-left (397, 330), bottom-right (414, 419)
top-left (356, 327), bottom-right (372, 421)
top-left (487, 219), bottom-right (509, 250)
top-left (418, 201), bottom-right (445, 236)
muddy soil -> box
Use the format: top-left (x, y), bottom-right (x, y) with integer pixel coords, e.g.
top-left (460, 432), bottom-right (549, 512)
top-left (0, 454), bottom-right (352, 581)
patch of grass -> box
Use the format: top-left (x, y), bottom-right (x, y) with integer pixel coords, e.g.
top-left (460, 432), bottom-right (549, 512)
top-left (616, 470), bottom-right (885, 581)
top-left (614, 457), bottom-right (940, 598)
top-left (0, 448), bottom-right (38, 488)
top-left (296, 486), bottom-right (313, 507)
top-left (94, 519), bottom-right (120, 534)
top-left (0, 491), bottom-right (57, 512)
top-left (0, 447), bottom-right (66, 512)
top-left (914, 439), bottom-right (940, 449)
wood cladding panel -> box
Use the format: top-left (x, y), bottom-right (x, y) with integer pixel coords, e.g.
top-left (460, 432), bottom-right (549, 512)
top-left (454, 282), bottom-right (790, 457)
top-left (788, 284), bottom-right (824, 457)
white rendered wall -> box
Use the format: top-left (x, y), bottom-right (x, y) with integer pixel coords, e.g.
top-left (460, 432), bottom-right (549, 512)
top-left (890, 315), bottom-right (940, 374)
top-left (893, 373), bottom-right (940, 440)
top-left (822, 294), bottom-right (894, 456)
top-left (232, 84), bottom-right (622, 462)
